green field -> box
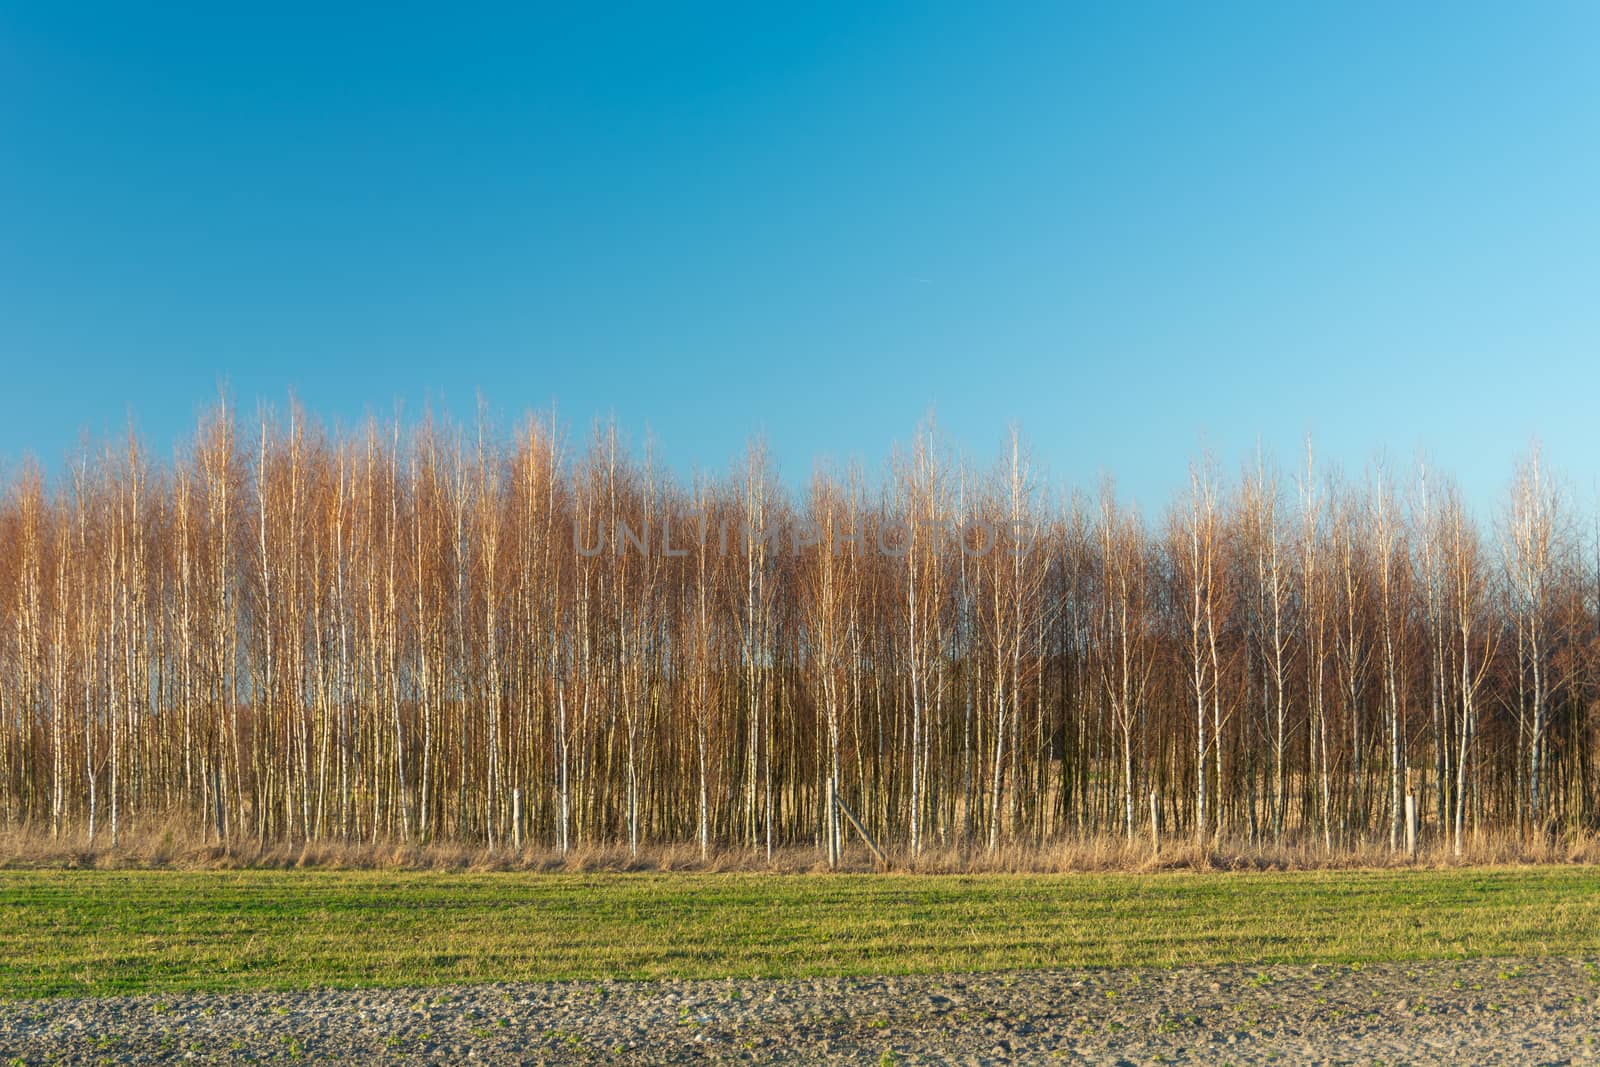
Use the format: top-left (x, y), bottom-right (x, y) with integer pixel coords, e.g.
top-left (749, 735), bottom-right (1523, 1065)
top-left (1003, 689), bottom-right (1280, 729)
top-left (2, 867), bottom-right (1597, 999)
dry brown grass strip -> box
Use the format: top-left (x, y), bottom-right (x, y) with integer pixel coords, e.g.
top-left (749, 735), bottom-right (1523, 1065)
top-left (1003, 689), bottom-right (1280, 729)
top-left (4, 818), bottom-right (1599, 874)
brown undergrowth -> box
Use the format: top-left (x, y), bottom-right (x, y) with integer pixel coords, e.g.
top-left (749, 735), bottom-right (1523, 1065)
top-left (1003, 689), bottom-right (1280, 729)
top-left (2, 817), bottom-right (1597, 874)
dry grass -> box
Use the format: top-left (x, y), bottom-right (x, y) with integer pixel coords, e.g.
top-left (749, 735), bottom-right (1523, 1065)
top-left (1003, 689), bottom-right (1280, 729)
top-left (896, 832), bottom-right (1600, 873)
top-left (3, 817), bottom-right (1598, 874)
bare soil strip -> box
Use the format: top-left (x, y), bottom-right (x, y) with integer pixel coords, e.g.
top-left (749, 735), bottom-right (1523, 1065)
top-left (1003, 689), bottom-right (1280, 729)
top-left (3, 957), bottom-right (1596, 1065)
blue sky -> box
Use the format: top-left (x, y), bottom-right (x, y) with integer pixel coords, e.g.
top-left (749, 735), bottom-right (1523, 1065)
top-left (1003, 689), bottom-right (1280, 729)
top-left (3, 4), bottom-right (1597, 511)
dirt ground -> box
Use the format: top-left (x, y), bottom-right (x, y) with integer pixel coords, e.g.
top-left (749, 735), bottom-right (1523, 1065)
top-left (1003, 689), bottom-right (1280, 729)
top-left (3, 956), bottom-right (1597, 1064)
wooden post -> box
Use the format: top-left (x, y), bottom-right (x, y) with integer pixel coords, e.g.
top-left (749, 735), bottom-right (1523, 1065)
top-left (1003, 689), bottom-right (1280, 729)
top-left (834, 792), bottom-right (889, 870)
top-left (825, 775), bottom-right (837, 868)
top-left (512, 788), bottom-right (522, 851)
top-left (1149, 789), bottom-right (1161, 855)
top-left (1404, 793), bottom-right (1417, 858)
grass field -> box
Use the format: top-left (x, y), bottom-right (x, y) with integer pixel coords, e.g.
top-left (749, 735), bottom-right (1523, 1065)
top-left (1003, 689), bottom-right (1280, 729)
top-left (2, 867), bottom-right (1597, 999)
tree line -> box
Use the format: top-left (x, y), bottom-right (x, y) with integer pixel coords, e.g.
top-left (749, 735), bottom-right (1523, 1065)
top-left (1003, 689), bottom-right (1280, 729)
top-left (0, 402), bottom-right (1595, 860)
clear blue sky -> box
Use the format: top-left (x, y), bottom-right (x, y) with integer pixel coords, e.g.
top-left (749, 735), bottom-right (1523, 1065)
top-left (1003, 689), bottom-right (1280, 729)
top-left (4, 4), bottom-right (1597, 510)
